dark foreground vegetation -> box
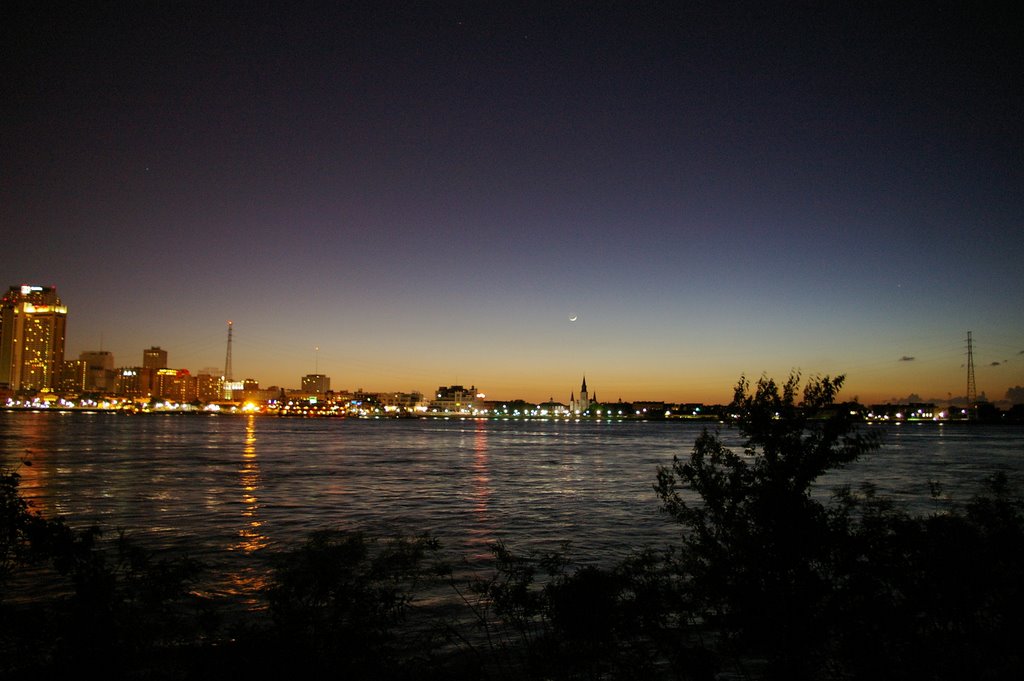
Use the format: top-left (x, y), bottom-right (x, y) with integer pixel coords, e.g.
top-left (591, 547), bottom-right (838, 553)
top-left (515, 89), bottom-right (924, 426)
top-left (3, 374), bottom-right (1023, 680)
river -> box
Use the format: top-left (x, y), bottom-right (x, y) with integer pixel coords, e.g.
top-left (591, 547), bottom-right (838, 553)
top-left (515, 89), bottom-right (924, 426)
top-left (2, 411), bottom-right (1022, 606)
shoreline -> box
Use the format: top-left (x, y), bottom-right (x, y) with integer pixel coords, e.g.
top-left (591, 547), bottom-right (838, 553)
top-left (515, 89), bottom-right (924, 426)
top-left (1, 405), bottom-right (1020, 425)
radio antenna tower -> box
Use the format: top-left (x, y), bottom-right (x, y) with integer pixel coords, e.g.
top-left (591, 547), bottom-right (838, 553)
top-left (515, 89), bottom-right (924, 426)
top-left (966, 330), bottom-right (977, 406)
top-left (224, 320), bottom-right (234, 382)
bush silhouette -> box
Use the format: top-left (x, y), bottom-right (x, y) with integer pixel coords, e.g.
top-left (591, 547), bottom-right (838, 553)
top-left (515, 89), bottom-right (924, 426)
top-left (656, 373), bottom-right (1024, 680)
top-left (1, 468), bottom-right (208, 678)
top-left (259, 529), bottom-right (443, 676)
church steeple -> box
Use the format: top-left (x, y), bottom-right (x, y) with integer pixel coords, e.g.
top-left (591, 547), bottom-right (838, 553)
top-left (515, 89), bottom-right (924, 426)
top-left (581, 376), bottom-right (587, 393)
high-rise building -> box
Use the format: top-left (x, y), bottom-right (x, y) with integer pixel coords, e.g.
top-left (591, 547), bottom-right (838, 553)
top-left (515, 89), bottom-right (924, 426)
top-left (143, 346), bottom-right (168, 370)
top-left (60, 359), bottom-right (88, 393)
top-left (302, 374), bottom-right (331, 394)
top-left (153, 368), bottom-right (196, 402)
top-left (0, 285), bottom-right (68, 391)
top-left (114, 367), bottom-right (152, 397)
top-left (80, 350), bottom-right (115, 392)
top-left (195, 373), bottom-right (224, 403)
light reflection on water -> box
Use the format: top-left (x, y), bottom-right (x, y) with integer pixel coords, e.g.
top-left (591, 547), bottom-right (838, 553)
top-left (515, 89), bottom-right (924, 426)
top-left (2, 411), bottom-right (1022, 605)
top-left (224, 414), bottom-right (269, 605)
top-left (467, 419), bottom-right (494, 560)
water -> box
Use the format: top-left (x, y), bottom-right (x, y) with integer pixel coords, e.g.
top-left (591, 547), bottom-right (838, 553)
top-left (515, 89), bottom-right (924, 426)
top-left (2, 411), bottom-right (1022, 606)
top-left (820, 421), bottom-right (1024, 508)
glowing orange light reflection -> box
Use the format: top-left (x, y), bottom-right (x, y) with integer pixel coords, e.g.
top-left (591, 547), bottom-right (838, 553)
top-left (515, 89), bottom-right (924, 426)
top-left (226, 414), bottom-right (269, 601)
top-left (468, 420), bottom-right (493, 560)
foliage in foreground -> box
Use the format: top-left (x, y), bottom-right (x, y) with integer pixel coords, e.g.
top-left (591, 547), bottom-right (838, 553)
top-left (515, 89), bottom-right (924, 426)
top-left (655, 373), bottom-right (1024, 680)
top-left (1, 468), bottom-right (207, 677)
top-left (2, 374), bottom-right (1023, 680)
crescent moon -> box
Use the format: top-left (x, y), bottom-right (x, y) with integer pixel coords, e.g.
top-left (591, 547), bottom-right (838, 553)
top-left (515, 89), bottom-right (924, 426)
top-left (569, 315), bottom-right (578, 322)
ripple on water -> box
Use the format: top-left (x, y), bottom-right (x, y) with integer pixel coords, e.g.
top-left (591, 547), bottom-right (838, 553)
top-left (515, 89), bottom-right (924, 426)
top-left (2, 412), bottom-right (1022, 604)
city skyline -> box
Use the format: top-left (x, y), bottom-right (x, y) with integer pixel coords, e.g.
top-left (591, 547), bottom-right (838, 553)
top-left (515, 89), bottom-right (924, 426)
top-left (17, 285), bottom-right (1018, 407)
top-left (4, 3), bottom-right (1022, 405)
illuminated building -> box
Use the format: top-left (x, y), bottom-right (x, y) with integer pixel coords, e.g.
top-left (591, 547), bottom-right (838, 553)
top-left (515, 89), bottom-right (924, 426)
top-left (60, 359), bottom-right (88, 393)
top-left (429, 385), bottom-right (481, 413)
top-left (569, 376), bottom-right (593, 413)
top-left (143, 346), bottom-right (168, 370)
top-left (378, 391), bottom-right (424, 411)
top-left (195, 373), bottom-right (224, 402)
top-left (301, 374), bottom-right (330, 394)
top-left (153, 368), bottom-right (196, 402)
top-left (0, 285), bottom-right (68, 391)
top-left (114, 367), bottom-right (151, 397)
top-left (222, 380), bottom-right (244, 400)
top-left (80, 350), bottom-right (115, 392)
top-left (221, 378), bottom-right (265, 403)
top-left (538, 397), bottom-right (570, 415)
top-left (238, 378), bottom-right (262, 402)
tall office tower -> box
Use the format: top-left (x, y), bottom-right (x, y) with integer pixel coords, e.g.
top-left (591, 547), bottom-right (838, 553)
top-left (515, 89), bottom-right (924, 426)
top-left (195, 372), bottom-right (224, 402)
top-left (60, 359), bottom-right (88, 393)
top-left (143, 346), bottom-right (168, 370)
top-left (80, 350), bottom-right (115, 391)
top-left (114, 367), bottom-right (152, 397)
top-left (0, 285), bottom-right (68, 391)
top-left (301, 373), bottom-right (331, 394)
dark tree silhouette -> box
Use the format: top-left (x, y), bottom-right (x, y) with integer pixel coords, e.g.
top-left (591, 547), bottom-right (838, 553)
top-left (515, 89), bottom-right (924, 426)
top-left (655, 373), bottom-right (881, 679)
top-left (656, 374), bottom-right (1024, 681)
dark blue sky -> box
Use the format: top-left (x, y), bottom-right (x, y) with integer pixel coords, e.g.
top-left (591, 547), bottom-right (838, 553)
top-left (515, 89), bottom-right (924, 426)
top-left (3, 1), bottom-right (1022, 403)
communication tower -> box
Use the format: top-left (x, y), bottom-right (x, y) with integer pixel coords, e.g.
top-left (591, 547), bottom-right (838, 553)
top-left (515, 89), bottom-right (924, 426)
top-left (966, 331), bottom-right (977, 406)
top-left (224, 321), bottom-right (233, 382)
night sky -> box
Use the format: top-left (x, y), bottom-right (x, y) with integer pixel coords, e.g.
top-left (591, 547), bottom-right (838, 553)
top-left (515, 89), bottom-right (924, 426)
top-left (3, 2), bottom-right (1022, 404)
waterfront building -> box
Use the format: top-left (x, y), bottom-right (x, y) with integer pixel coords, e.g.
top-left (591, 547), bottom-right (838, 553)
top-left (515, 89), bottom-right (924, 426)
top-left (0, 285), bottom-right (68, 391)
top-left (195, 373), bottom-right (224, 403)
top-left (347, 389), bottom-right (380, 412)
top-left (868, 403), bottom-right (938, 421)
top-left (377, 391), bottom-right (424, 412)
top-left (234, 378), bottom-right (265, 403)
top-left (80, 350), bottom-right (115, 392)
top-left (632, 400), bottom-right (668, 417)
top-left (241, 386), bottom-right (281, 404)
top-left (668, 403), bottom-right (710, 418)
top-left (153, 368), bottom-right (197, 403)
top-left (222, 380), bottom-right (244, 401)
top-left (143, 346), bottom-right (168, 370)
top-left (60, 359), bottom-right (88, 393)
top-left (492, 399), bottom-right (536, 416)
top-left (538, 397), bottom-right (570, 415)
top-left (302, 373), bottom-right (330, 394)
top-left (114, 367), bottom-right (148, 397)
top-left (429, 384), bottom-right (481, 413)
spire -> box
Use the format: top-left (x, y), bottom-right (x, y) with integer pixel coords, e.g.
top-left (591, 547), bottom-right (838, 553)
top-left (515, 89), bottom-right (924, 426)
top-left (581, 375), bottom-right (587, 392)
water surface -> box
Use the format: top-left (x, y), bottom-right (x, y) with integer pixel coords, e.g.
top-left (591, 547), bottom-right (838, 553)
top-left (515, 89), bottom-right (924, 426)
top-left (3, 411), bottom-right (1021, 604)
